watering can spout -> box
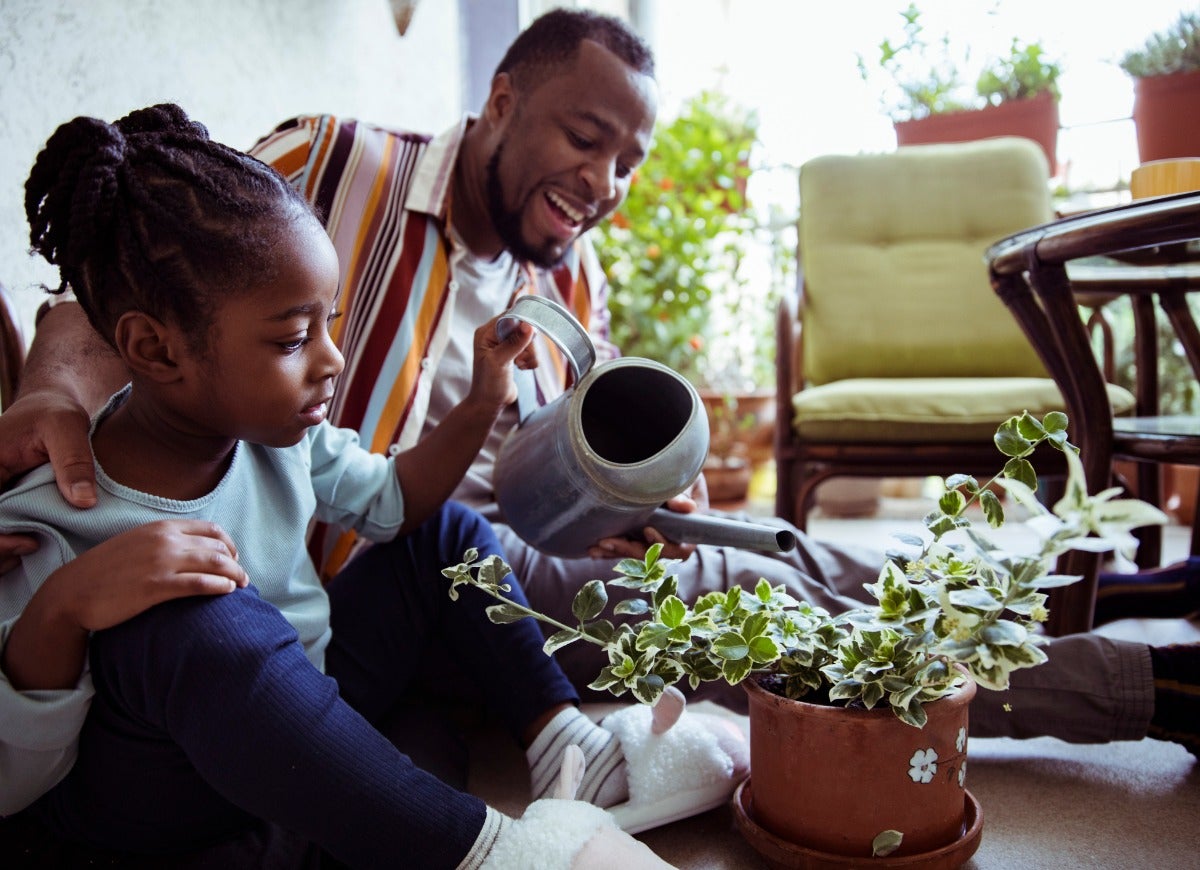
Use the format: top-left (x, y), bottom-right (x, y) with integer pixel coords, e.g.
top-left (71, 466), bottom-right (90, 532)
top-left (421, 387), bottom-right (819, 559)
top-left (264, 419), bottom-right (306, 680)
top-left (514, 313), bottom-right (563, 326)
top-left (646, 509), bottom-right (796, 553)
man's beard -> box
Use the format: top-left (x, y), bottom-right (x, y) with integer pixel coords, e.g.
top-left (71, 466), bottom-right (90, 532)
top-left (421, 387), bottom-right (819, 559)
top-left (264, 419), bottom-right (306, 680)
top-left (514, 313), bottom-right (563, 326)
top-left (485, 141), bottom-right (567, 269)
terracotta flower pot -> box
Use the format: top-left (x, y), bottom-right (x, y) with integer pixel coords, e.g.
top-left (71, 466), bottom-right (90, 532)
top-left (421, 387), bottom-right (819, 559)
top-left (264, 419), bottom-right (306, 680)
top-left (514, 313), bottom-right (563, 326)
top-left (739, 676), bottom-right (981, 864)
top-left (893, 91), bottom-right (1059, 175)
top-left (1132, 70), bottom-right (1200, 164)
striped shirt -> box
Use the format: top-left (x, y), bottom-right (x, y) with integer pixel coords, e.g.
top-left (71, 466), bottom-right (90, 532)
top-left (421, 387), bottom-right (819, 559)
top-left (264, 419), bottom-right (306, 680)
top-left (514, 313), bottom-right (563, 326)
top-left (249, 114), bottom-right (617, 577)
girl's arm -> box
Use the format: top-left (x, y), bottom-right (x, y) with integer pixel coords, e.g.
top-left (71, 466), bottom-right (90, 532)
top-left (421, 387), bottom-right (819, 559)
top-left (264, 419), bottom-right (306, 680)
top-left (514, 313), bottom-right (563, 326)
top-left (2, 520), bottom-right (247, 689)
top-left (391, 317), bottom-right (534, 534)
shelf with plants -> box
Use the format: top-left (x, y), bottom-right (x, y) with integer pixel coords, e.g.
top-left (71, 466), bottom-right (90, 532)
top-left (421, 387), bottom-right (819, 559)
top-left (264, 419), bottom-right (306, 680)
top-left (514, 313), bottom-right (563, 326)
top-left (858, 3), bottom-right (1062, 173)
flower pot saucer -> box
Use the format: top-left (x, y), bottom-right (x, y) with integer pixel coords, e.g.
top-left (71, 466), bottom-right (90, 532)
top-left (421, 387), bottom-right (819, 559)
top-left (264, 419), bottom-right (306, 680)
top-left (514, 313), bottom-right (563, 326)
top-left (731, 779), bottom-right (983, 870)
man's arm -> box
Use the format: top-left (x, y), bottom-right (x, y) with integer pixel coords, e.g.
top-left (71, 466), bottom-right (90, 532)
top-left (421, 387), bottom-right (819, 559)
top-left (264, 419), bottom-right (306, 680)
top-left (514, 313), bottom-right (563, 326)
top-left (0, 301), bottom-right (126, 507)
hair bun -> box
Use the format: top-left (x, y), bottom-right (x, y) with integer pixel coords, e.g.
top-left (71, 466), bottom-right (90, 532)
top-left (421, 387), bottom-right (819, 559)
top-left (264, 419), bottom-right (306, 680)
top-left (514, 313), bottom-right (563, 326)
top-left (116, 103), bottom-right (209, 142)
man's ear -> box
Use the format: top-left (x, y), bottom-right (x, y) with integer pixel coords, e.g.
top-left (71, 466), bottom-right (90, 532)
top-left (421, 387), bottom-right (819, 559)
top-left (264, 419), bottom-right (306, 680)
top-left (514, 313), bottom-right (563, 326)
top-left (112, 311), bottom-right (184, 383)
top-left (484, 72), bottom-right (518, 126)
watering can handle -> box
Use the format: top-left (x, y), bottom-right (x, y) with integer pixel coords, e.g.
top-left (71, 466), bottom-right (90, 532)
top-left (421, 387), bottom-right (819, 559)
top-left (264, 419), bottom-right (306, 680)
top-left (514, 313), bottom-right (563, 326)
top-left (495, 295), bottom-right (597, 383)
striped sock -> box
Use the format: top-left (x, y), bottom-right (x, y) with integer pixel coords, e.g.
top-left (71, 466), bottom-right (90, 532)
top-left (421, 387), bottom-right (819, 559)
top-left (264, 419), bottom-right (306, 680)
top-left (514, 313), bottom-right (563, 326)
top-left (1148, 643), bottom-right (1200, 757)
top-left (526, 707), bottom-right (629, 807)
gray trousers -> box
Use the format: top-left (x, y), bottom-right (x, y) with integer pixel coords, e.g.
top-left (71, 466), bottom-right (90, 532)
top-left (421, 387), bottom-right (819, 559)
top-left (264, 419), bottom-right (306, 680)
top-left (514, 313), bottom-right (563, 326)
top-left (491, 510), bottom-right (1153, 745)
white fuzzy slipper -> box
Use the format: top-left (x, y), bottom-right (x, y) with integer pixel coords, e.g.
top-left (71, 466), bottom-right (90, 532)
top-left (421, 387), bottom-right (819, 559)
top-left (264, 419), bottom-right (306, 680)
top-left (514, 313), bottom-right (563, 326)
top-left (599, 687), bottom-right (750, 834)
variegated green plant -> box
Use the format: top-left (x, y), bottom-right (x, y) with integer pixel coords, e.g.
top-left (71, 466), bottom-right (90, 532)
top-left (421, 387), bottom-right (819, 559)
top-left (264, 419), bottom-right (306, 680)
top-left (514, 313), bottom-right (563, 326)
top-left (444, 412), bottom-right (1168, 728)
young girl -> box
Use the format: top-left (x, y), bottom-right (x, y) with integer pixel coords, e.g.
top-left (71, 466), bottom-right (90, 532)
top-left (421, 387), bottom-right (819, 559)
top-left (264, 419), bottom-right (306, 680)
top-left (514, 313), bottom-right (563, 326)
top-left (1, 105), bottom-right (743, 868)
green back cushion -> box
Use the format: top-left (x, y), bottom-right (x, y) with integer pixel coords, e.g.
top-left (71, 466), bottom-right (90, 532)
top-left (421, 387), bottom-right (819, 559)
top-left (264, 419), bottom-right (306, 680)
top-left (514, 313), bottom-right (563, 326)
top-left (799, 137), bottom-right (1054, 385)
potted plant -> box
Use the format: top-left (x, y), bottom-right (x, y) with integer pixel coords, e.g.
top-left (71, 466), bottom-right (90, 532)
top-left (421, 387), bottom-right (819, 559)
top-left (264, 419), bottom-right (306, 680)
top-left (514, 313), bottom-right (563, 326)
top-left (593, 88), bottom-right (759, 390)
top-left (445, 412), bottom-right (1167, 864)
top-left (1119, 10), bottom-right (1200, 163)
top-left (860, 3), bottom-right (1062, 173)
top-left (594, 89), bottom-right (783, 496)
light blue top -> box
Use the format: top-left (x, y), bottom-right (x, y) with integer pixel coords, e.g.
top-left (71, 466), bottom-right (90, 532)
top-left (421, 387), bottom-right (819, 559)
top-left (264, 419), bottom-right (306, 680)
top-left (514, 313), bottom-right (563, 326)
top-left (0, 387), bottom-right (405, 815)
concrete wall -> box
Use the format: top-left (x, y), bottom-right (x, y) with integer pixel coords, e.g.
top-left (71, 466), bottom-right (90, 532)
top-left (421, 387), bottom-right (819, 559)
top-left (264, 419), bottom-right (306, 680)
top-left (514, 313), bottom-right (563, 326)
top-left (0, 0), bottom-right (463, 340)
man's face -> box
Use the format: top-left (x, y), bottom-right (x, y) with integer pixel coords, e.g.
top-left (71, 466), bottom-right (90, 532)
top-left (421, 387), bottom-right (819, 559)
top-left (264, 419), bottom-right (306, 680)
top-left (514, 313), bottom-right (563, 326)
top-left (485, 40), bottom-right (658, 267)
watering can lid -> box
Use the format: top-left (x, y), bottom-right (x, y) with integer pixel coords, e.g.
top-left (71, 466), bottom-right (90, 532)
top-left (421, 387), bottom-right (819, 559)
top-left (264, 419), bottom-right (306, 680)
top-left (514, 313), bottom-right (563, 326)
top-left (495, 295), bottom-right (596, 382)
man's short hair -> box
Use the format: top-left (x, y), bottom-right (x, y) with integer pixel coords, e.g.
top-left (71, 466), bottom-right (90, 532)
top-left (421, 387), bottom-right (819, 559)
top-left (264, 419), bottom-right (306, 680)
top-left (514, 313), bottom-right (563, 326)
top-left (494, 7), bottom-right (655, 93)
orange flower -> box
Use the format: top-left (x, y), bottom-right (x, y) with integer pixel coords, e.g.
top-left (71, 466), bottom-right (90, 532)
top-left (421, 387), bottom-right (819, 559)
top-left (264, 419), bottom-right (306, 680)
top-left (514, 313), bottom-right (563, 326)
top-left (689, 335), bottom-right (704, 350)
top-left (659, 177), bottom-right (675, 191)
top-left (611, 212), bottom-right (630, 229)
top-left (646, 243), bottom-right (661, 258)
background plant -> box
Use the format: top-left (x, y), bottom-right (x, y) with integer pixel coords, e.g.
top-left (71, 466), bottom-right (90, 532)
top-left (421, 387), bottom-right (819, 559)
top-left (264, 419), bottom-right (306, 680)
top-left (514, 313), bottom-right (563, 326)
top-left (976, 37), bottom-right (1062, 106)
top-left (446, 412), bottom-right (1168, 728)
top-left (593, 88), bottom-right (759, 387)
top-left (859, 3), bottom-right (1061, 121)
top-left (1119, 10), bottom-right (1200, 78)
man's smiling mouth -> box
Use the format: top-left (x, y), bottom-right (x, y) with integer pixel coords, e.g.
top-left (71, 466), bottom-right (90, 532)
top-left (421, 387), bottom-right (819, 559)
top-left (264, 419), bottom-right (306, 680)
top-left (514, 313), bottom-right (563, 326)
top-left (546, 189), bottom-right (584, 225)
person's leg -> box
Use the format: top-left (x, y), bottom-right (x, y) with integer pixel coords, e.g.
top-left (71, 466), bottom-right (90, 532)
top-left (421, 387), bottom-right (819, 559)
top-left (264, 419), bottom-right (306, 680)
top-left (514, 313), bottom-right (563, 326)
top-left (33, 586), bottom-right (486, 869)
top-left (970, 632), bottom-right (1154, 743)
top-left (328, 502), bottom-right (748, 825)
top-left (971, 632), bottom-right (1200, 756)
top-left (324, 501), bottom-right (579, 744)
top-left (1095, 555), bottom-right (1200, 625)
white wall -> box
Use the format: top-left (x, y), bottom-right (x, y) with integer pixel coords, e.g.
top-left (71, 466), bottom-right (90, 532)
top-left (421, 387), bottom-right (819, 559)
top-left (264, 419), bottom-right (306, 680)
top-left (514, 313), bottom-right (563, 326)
top-left (0, 0), bottom-right (463, 341)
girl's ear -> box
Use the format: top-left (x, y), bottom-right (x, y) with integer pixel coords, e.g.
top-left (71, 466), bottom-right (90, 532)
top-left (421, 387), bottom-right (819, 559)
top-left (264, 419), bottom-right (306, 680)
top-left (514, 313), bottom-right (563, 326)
top-left (113, 311), bottom-right (184, 383)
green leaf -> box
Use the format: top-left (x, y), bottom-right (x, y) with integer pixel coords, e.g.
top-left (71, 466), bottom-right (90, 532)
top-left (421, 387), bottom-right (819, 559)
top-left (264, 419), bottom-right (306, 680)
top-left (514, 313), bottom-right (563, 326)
top-left (722, 655), bottom-right (754, 685)
top-left (748, 634), bottom-right (781, 664)
top-left (632, 674), bottom-right (666, 705)
top-left (994, 417), bottom-right (1033, 457)
top-left (1015, 411), bottom-right (1047, 441)
top-left (658, 595), bottom-right (687, 628)
top-left (572, 579), bottom-right (608, 622)
top-left (543, 629), bottom-right (581, 655)
top-left (713, 631), bottom-right (750, 661)
top-left (485, 603), bottom-right (529, 624)
top-left (873, 830), bottom-right (904, 857)
top-left (1003, 456), bottom-right (1037, 490)
top-left (980, 489), bottom-right (1005, 527)
top-left (1042, 411), bottom-right (1068, 433)
top-left (614, 598), bottom-right (650, 616)
top-left (938, 488), bottom-right (967, 516)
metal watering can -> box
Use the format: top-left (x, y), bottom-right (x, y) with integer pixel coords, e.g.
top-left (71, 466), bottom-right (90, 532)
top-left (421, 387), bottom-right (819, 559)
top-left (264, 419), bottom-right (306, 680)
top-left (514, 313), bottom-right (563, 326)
top-left (492, 296), bottom-right (795, 558)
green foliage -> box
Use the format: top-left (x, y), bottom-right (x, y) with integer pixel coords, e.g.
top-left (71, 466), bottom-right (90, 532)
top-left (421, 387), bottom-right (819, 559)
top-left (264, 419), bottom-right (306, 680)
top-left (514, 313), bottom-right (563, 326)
top-left (445, 412), bottom-right (1169, 728)
top-left (1120, 11), bottom-right (1200, 78)
top-left (859, 4), bottom-right (1060, 121)
top-left (977, 38), bottom-right (1062, 106)
top-left (857, 3), bottom-right (972, 121)
top-left (592, 89), bottom-right (759, 386)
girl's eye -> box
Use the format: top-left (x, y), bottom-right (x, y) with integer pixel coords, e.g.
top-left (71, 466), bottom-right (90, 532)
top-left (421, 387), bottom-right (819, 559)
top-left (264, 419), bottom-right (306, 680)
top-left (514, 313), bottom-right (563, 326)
top-left (279, 337), bottom-right (308, 352)
top-left (328, 309), bottom-right (344, 325)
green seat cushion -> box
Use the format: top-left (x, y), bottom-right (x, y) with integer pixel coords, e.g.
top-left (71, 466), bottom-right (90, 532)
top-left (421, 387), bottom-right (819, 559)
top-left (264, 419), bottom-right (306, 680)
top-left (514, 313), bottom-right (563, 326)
top-left (791, 377), bottom-right (1136, 442)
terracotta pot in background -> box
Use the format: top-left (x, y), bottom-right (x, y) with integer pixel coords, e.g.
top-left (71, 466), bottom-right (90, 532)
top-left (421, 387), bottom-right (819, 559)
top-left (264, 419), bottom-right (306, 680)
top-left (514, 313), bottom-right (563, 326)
top-left (894, 91), bottom-right (1059, 175)
top-left (1132, 70), bottom-right (1200, 164)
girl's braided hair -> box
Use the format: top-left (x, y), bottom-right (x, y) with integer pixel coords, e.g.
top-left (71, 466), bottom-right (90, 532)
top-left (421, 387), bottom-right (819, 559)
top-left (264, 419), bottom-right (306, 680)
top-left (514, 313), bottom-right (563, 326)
top-left (25, 103), bottom-right (314, 351)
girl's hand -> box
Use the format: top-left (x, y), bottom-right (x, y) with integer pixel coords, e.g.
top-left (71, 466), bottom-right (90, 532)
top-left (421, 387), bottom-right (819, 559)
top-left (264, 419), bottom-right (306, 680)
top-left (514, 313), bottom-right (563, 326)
top-left (467, 315), bottom-right (537, 414)
top-left (40, 519), bottom-right (248, 632)
top-left (3, 519), bottom-right (248, 690)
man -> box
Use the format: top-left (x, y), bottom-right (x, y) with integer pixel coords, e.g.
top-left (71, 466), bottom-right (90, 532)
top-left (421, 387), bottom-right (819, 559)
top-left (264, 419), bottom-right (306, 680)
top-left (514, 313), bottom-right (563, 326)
top-left (1, 7), bottom-right (1196, 762)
